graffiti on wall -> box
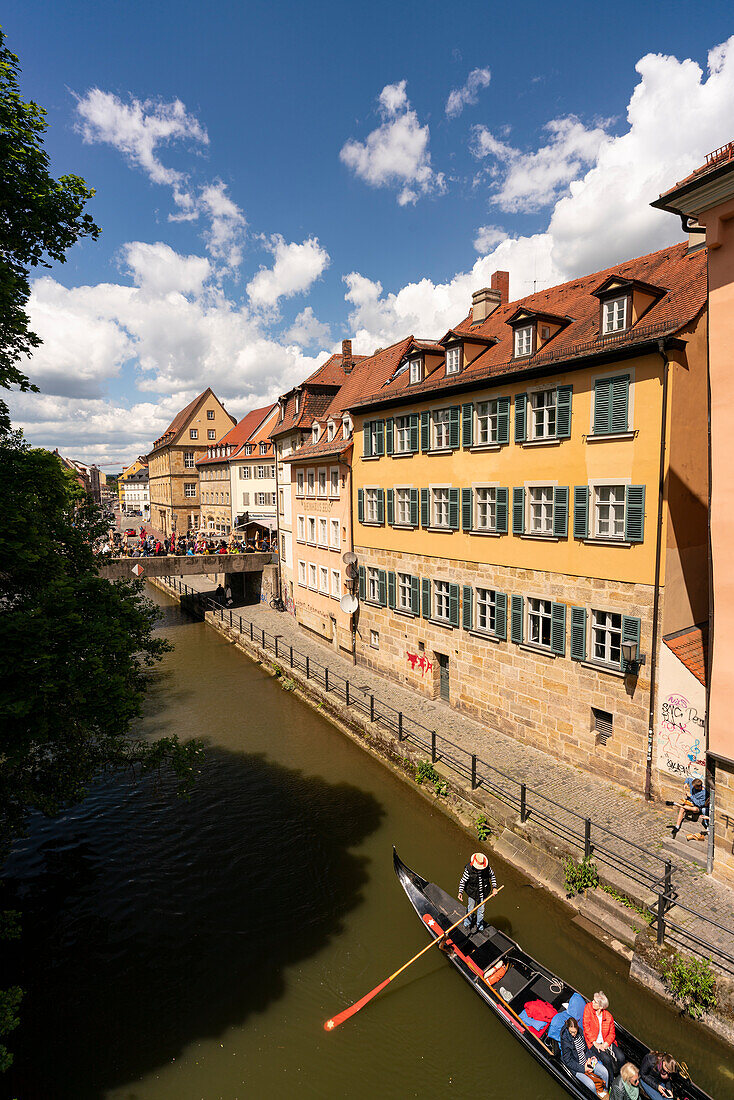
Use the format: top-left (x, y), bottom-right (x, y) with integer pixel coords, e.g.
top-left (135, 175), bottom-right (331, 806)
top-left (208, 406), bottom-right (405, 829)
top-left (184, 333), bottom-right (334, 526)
top-left (658, 692), bottom-right (706, 778)
top-left (407, 652), bottom-right (433, 677)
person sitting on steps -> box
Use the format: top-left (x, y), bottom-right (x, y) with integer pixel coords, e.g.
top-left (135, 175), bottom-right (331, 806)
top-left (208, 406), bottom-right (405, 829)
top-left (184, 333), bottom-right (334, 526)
top-left (670, 777), bottom-right (707, 838)
top-left (458, 852), bottom-right (497, 933)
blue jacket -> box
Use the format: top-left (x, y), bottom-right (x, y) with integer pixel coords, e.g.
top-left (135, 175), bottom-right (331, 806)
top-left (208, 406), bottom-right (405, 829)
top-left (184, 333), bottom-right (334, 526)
top-left (685, 779), bottom-right (707, 809)
top-left (560, 1022), bottom-right (592, 1074)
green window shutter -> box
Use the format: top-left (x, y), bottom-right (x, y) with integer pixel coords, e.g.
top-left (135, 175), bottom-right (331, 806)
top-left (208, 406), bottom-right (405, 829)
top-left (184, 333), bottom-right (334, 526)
top-left (374, 419), bottom-right (385, 456)
top-left (621, 615), bottom-right (642, 668)
top-left (378, 569), bottom-right (387, 607)
top-left (386, 487), bottom-right (394, 526)
top-left (573, 486), bottom-right (589, 539)
top-left (625, 485), bottom-right (645, 542)
top-left (449, 406), bottom-right (460, 449)
top-left (556, 385), bottom-right (572, 439)
top-left (462, 488), bottom-right (473, 531)
top-left (462, 584), bottom-right (473, 630)
top-left (358, 565), bottom-right (366, 599)
top-left (510, 594), bottom-right (524, 644)
top-left (449, 583), bottom-right (460, 627)
top-left (386, 417), bottom-right (394, 455)
top-left (593, 379), bottom-right (612, 435)
top-left (387, 571), bottom-right (396, 609)
top-left (410, 488), bottom-right (419, 526)
top-left (376, 488), bottom-right (385, 524)
top-left (409, 413), bottom-right (419, 452)
top-left (462, 403), bottom-right (474, 448)
top-left (420, 411), bottom-right (430, 451)
top-left (357, 488), bottom-right (364, 524)
top-left (497, 396), bottom-right (511, 444)
top-left (420, 488), bottom-right (430, 528)
top-left (551, 602), bottom-right (566, 656)
top-left (421, 578), bottom-right (431, 619)
top-left (570, 606), bottom-right (586, 661)
top-left (495, 592), bottom-right (507, 640)
top-left (448, 488), bottom-right (460, 530)
top-left (363, 421), bottom-right (373, 457)
top-left (410, 575), bottom-right (420, 615)
top-left (512, 487), bottom-right (525, 535)
top-left (496, 487), bottom-right (509, 534)
top-left (611, 375), bottom-right (630, 433)
top-left (553, 486), bottom-right (569, 538)
top-left (515, 393), bottom-right (527, 442)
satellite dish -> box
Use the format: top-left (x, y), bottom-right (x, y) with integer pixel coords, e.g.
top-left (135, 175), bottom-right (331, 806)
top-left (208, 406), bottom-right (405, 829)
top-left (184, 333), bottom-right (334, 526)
top-left (340, 593), bottom-right (359, 615)
top-left (345, 562), bottom-right (359, 579)
top-left (343, 551), bottom-right (358, 565)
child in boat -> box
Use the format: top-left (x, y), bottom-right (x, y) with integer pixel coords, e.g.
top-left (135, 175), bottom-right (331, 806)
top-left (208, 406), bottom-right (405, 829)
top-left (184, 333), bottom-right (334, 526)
top-left (639, 1052), bottom-right (676, 1099)
top-left (611, 1062), bottom-right (640, 1099)
top-left (560, 1017), bottom-right (610, 1098)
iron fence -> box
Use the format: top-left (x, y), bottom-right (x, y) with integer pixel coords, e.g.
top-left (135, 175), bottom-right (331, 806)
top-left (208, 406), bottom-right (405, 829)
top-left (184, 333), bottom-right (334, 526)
top-left (163, 577), bottom-right (734, 973)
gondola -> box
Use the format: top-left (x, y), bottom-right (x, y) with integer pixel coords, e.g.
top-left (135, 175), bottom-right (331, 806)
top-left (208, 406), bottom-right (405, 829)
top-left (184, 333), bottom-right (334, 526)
top-left (393, 849), bottom-right (714, 1100)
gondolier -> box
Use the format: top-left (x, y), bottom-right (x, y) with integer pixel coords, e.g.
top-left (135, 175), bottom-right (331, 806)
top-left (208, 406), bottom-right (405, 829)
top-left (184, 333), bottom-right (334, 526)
top-left (458, 852), bottom-right (497, 933)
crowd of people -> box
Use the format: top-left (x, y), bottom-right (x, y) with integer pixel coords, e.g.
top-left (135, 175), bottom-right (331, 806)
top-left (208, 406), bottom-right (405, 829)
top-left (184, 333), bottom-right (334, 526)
top-left (100, 527), bottom-right (276, 558)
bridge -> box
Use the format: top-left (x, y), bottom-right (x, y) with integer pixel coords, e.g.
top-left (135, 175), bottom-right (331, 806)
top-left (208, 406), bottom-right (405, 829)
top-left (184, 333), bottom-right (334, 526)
top-left (99, 552), bottom-right (278, 605)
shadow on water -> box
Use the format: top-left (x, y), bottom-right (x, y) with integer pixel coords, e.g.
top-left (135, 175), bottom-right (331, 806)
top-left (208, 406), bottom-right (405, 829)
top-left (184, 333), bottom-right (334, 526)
top-left (1, 745), bottom-right (383, 1099)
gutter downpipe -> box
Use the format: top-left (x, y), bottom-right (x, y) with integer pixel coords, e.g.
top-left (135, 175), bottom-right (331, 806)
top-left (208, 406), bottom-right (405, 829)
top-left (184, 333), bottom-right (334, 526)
top-left (645, 338), bottom-right (670, 801)
top-left (338, 449), bottom-right (357, 665)
top-left (273, 436), bottom-right (284, 605)
top-left (704, 249), bottom-right (716, 876)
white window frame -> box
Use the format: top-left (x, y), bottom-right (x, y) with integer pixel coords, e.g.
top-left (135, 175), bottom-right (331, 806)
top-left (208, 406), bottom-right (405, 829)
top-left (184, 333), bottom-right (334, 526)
top-left (395, 415), bottom-right (411, 454)
top-left (308, 563), bottom-right (318, 591)
top-left (475, 400), bottom-right (499, 446)
top-left (370, 630), bottom-right (380, 649)
top-left (514, 325), bottom-right (533, 358)
top-left (528, 597), bottom-right (553, 649)
top-left (432, 408), bottom-right (451, 450)
top-left (318, 517), bottom-right (328, 548)
top-left (342, 415), bottom-right (352, 439)
top-left (207, 409), bottom-right (215, 420)
top-left (409, 358), bottom-right (423, 384)
top-left (365, 487), bottom-right (380, 523)
top-left (307, 516), bottom-right (316, 545)
top-left (434, 580), bottom-right (451, 623)
top-left (528, 485), bottom-right (554, 535)
top-left (446, 345), bottom-right (462, 375)
top-left (330, 518), bottom-right (340, 549)
top-left (184, 451), bottom-right (195, 469)
top-left (184, 482), bottom-right (197, 498)
top-left (329, 467), bottom-right (339, 498)
top-left (432, 486), bottom-right (450, 528)
top-left (397, 572), bottom-right (412, 612)
top-left (395, 486), bottom-right (412, 526)
top-left (591, 609), bottom-right (622, 666)
top-left (327, 420), bottom-right (336, 442)
top-left (367, 566), bottom-right (380, 603)
top-left (319, 566), bottom-right (329, 594)
top-left (297, 515), bottom-right (305, 542)
top-left (318, 467), bottom-right (328, 497)
top-left (296, 469), bottom-right (304, 496)
top-left (602, 295), bottom-right (628, 335)
top-left (189, 428), bottom-right (198, 440)
top-left (593, 483), bottom-right (626, 540)
top-left (476, 588), bottom-right (497, 634)
top-left (331, 569), bottom-right (341, 598)
top-left (475, 486), bottom-right (497, 532)
top-left (207, 429), bottom-right (216, 440)
top-left (240, 466), bottom-right (251, 480)
top-left (260, 442), bottom-right (268, 455)
top-left (530, 389), bottom-right (557, 440)
top-left (306, 469), bottom-right (315, 497)
top-left (312, 423), bottom-right (320, 444)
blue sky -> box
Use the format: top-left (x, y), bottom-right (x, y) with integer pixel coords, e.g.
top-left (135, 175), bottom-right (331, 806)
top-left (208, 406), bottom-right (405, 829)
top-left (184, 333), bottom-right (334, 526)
top-left (5, 1), bottom-right (734, 464)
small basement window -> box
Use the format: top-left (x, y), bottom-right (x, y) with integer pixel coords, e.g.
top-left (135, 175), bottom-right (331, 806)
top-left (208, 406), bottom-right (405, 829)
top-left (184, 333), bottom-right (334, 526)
top-left (370, 630), bottom-right (379, 649)
top-left (592, 707), bottom-right (613, 745)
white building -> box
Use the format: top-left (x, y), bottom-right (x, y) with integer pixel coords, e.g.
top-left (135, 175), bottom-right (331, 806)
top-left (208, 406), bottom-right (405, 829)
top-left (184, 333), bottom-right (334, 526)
top-left (121, 467), bottom-right (150, 519)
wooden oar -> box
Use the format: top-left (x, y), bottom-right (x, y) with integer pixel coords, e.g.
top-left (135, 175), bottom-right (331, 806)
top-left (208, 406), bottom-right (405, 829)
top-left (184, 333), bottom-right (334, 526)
top-left (323, 886), bottom-right (504, 1031)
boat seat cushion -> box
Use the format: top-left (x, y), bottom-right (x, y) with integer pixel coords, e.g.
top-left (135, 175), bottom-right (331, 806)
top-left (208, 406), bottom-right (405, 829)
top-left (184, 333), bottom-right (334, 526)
top-left (518, 1010), bottom-right (550, 1039)
top-left (548, 1009), bottom-right (570, 1042)
top-left (566, 992), bottom-right (587, 1024)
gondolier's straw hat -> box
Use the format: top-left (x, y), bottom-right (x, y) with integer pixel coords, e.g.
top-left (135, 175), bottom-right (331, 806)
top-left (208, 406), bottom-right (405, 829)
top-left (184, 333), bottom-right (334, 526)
top-left (470, 853), bottom-right (488, 869)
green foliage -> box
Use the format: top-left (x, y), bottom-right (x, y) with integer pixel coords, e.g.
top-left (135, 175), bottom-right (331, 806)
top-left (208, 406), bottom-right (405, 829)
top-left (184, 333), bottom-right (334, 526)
top-left (476, 814), bottom-right (492, 841)
top-left (0, 26), bottom-right (99, 428)
top-left (600, 883), bottom-right (653, 925)
top-left (563, 856), bottom-right (600, 896)
top-left (661, 952), bottom-right (717, 1019)
top-left (415, 760), bottom-right (448, 796)
top-left (0, 984), bottom-right (22, 1072)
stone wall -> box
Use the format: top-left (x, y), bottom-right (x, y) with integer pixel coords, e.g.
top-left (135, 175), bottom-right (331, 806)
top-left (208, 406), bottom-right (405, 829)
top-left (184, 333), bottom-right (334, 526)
top-left (355, 543), bottom-right (658, 793)
top-left (713, 759), bottom-right (734, 888)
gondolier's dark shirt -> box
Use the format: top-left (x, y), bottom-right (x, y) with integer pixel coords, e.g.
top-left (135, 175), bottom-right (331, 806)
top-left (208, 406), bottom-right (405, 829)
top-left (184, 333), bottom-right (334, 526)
top-left (458, 861), bottom-right (496, 901)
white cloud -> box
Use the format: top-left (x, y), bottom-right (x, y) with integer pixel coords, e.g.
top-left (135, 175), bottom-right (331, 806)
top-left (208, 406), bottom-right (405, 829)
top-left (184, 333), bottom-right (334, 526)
top-left (472, 115), bottom-right (608, 212)
top-left (473, 225), bottom-right (509, 254)
top-left (246, 236), bottom-right (330, 307)
top-left (446, 67), bottom-right (491, 119)
top-left (285, 307), bottom-right (331, 348)
top-left (340, 80), bottom-right (446, 206)
top-left (199, 181), bottom-right (247, 269)
top-left (121, 242), bottom-right (212, 296)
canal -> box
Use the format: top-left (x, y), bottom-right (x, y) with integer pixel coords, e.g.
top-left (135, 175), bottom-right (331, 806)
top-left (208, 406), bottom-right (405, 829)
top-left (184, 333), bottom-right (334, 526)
top-left (2, 585), bottom-right (730, 1098)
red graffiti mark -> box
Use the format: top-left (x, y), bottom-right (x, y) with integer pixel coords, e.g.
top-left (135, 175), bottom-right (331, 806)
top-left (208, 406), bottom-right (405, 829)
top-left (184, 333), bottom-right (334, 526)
top-left (407, 652), bottom-right (433, 676)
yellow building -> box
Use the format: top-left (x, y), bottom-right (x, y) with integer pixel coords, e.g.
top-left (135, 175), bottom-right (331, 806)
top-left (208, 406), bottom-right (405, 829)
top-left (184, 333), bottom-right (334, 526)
top-left (350, 244), bottom-right (709, 798)
top-left (119, 455), bottom-right (147, 510)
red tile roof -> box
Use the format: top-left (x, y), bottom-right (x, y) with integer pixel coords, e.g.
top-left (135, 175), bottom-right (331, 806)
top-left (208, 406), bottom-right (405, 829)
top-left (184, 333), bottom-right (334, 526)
top-left (196, 404), bottom-right (275, 465)
top-left (664, 623), bottom-right (708, 687)
top-left (657, 141), bottom-right (734, 202)
top-left (351, 243), bottom-right (706, 411)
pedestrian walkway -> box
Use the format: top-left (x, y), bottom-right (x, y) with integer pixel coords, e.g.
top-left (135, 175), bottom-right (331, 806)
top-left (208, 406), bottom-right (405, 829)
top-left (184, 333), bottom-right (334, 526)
top-left (159, 574), bottom-right (734, 971)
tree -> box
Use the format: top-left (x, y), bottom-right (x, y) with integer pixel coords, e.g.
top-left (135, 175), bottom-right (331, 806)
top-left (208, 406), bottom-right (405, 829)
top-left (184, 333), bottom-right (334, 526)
top-left (0, 26), bottom-right (99, 429)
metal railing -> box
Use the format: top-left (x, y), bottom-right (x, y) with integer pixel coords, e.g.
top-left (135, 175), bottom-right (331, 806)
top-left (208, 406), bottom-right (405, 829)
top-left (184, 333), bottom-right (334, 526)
top-left (163, 576), bottom-right (734, 973)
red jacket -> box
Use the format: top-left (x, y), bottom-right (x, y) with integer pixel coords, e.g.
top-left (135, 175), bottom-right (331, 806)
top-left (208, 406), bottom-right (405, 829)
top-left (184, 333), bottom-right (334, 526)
top-left (582, 1003), bottom-right (616, 1046)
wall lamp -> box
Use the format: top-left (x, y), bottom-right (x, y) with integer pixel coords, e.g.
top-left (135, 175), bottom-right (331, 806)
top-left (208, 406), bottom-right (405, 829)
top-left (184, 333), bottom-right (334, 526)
top-left (621, 640), bottom-right (646, 674)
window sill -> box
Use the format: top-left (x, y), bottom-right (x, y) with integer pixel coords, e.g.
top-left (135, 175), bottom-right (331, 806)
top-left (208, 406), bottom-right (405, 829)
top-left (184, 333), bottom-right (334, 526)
top-left (580, 659), bottom-right (626, 679)
top-left (317, 543), bottom-right (329, 550)
top-left (425, 525), bottom-right (456, 533)
top-left (392, 522), bottom-right (418, 530)
top-left (522, 437), bottom-right (562, 448)
top-left (361, 520), bottom-right (384, 527)
top-left (390, 451), bottom-right (416, 458)
top-left (394, 607), bottom-right (418, 619)
top-left (586, 431), bottom-right (635, 443)
top-left (427, 618), bottom-right (455, 630)
top-left (469, 528), bottom-right (502, 538)
top-left (362, 455), bottom-right (381, 461)
top-left (425, 448), bottom-right (457, 456)
top-left (582, 537), bottom-right (632, 548)
top-left (518, 643), bottom-right (557, 659)
top-left (519, 533), bottom-right (560, 542)
top-left (468, 628), bottom-right (501, 644)
top-left (469, 443), bottom-right (502, 453)
top-left (329, 545), bottom-right (341, 552)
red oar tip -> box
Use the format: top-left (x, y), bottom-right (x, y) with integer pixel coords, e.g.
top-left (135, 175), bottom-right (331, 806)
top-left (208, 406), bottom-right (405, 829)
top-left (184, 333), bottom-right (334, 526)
top-left (324, 1019), bottom-right (335, 1032)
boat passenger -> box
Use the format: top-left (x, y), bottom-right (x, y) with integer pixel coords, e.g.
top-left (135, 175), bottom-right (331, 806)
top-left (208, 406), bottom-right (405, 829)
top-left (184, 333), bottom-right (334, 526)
top-left (639, 1051), bottom-right (676, 1099)
top-left (458, 852), bottom-right (497, 933)
top-left (583, 991), bottom-right (625, 1080)
top-left (611, 1063), bottom-right (640, 1100)
top-left (560, 1017), bottom-right (610, 1098)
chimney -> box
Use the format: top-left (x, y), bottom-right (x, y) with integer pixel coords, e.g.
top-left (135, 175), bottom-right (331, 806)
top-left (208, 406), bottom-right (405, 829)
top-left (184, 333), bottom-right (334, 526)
top-left (342, 339), bottom-right (354, 373)
top-left (491, 270), bottom-right (509, 304)
top-left (471, 286), bottom-right (501, 324)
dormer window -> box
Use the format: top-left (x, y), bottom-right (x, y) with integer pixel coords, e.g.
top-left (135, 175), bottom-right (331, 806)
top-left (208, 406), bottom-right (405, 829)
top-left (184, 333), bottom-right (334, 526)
top-left (514, 325), bottom-right (534, 358)
top-left (312, 423), bottom-right (320, 444)
top-left (295, 393), bottom-right (300, 415)
top-left (446, 346), bottom-right (462, 375)
top-left (327, 420), bottom-right (336, 442)
top-left (342, 415), bottom-right (352, 440)
top-left (409, 358), bottom-right (423, 384)
top-left (602, 296), bottom-right (628, 334)
top-left (260, 441), bottom-right (268, 454)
